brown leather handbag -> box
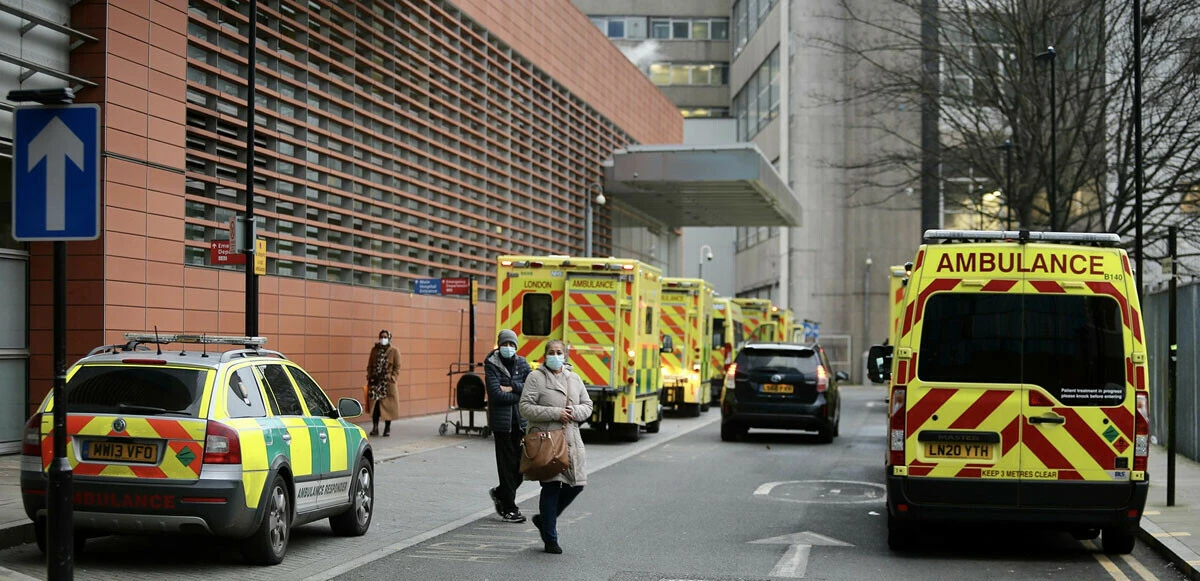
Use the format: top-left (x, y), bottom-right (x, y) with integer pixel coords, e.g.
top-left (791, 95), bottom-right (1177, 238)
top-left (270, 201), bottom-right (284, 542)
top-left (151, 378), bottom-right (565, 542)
top-left (519, 428), bottom-right (570, 481)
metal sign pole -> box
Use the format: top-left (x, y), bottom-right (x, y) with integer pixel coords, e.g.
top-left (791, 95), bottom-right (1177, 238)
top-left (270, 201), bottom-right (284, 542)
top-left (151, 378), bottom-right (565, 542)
top-left (469, 277), bottom-right (477, 368)
top-left (1167, 226), bottom-right (1177, 506)
top-left (48, 240), bottom-right (73, 580)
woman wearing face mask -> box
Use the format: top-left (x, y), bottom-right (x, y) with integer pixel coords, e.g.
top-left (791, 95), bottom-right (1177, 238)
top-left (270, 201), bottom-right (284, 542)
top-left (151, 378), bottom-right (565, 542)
top-left (519, 340), bottom-right (593, 554)
top-left (483, 329), bottom-right (533, 523)
top-left (365, 329), bottom-right (401, 437)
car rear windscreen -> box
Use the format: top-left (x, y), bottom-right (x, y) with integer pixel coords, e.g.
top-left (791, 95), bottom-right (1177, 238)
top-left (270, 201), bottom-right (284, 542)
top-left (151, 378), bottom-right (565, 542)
top-left (65, 365), bottom-right (208, 417)
top-left (738, 349), bottom-right (818, 374)
top-left (918, 293), bottom-right (1125, 405)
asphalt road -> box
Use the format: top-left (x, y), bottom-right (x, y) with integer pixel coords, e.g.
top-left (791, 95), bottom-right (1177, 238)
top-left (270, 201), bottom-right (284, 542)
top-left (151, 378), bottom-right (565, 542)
top-left (0, 386), bottom-right (1186, 580)
top-left (337, 387), bottom-right (1186, 581)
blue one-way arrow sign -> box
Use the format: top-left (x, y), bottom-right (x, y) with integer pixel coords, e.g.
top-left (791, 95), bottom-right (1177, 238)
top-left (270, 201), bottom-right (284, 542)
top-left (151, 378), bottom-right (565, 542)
top-left (13, 104), bottom-right (101, 241)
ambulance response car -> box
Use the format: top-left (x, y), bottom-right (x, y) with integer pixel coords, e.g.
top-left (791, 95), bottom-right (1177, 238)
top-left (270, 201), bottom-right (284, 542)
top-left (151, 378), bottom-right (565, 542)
top-left (867, 230), bottom-right (1149, 555)
top-left (710, 298), bottom-right (746, 404)
top-left (21, 334), bottom-right (374, 565)
top-left (770, 306), bottom-right (795, 343)
top-left (660, 278), bottom-right (715, 416)
top-left (734, 298), bottom-right (776, 343)
top-left (496, 256), bottom-right (667, 441)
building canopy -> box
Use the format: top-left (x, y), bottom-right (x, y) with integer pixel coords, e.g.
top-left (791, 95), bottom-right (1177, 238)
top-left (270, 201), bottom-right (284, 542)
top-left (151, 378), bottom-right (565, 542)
top-left (602, 144), bottom-right (801, 227)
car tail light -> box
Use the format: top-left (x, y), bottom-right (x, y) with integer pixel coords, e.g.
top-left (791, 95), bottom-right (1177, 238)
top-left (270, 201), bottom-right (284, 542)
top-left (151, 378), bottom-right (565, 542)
top-left (1134, 392), bottom-right (1149, 471)
top-left (724, 363), bottom-right (737, 391)
top-left (889, 389), bottom-right (906, 466)
top-left (22, 415), bottom-right (41, 457)
top-left (816, 366), bottom-right (829, 393)
top-left (204, 421), bottom-right (242, 465)
top-left (1028, 390), bottom-right (1053, 407)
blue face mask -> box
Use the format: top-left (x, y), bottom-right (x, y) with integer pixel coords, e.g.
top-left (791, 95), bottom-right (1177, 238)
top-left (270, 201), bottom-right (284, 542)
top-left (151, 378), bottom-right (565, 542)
top-left (499, 346), bottom-right (516, 359)
top-left (544, 354), bottom-right (565, 371)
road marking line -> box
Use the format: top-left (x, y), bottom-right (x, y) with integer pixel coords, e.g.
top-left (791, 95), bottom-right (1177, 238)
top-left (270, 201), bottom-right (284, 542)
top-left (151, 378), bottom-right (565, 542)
top-left (302, 414), bottom-right (721, 581)
top-left (1121, 554), bottom-right (1159, 581)
top-left (769, 544), bottom-right (811, 578)
top-left (1082, 540), bottom-right (1130, 581)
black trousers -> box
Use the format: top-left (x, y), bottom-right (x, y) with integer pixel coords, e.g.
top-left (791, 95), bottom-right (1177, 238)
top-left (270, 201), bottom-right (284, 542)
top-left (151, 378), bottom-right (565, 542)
top-left (493, 429), bottom-right (523, 513)
top-left (372, 401), bottom-right (390, 431)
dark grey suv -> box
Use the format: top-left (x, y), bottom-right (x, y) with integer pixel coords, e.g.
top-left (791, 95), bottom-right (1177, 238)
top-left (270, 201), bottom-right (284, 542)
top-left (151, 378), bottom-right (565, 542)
top-left (720, 343), bottom-right (847, 442)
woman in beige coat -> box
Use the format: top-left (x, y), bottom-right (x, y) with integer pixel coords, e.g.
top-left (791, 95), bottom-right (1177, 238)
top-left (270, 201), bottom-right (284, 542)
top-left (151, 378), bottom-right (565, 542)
top-left (365, 329), bottom-right (401, 436)
top-left (519, 339), bottom-right (593, 554)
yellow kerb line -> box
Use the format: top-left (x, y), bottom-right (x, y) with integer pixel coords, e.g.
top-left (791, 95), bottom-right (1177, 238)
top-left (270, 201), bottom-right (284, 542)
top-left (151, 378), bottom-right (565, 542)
top-left (1082, 540), bottom-right (1130, 581)
top-left (1120, 554), bottom-right (1159, 581)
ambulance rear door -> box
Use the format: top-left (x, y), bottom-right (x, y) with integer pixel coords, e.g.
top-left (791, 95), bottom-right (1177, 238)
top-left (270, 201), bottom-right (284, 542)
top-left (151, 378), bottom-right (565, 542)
top-left (563, 274), bottom-right (620, 389)
top-left (1018, 244), bottom-right (1135, 508)
top-left (902, 244), bottom-right (1024, 507)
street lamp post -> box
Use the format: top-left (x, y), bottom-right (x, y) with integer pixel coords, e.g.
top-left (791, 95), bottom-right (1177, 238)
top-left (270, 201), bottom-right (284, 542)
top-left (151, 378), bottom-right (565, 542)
top-left (1036, 46), bottom-right (1058, 230)
top-left (698, 244), bottom-right (713, 281)
top-left (244, 0), bottom-right (260, 338)
top-left (997, 140), bottom-right (1014, 229)
top-left (584, 183), bottom-right (606, 257)
top-left (1133, 0), bottom-right (1144, 293)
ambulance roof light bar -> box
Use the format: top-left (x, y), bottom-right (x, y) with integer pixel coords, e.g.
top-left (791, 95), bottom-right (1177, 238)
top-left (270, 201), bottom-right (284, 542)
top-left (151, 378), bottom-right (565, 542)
top-left (923, 229), bottom-right (1122, 247)
top-left (124, 333), bottom-right (268, 347)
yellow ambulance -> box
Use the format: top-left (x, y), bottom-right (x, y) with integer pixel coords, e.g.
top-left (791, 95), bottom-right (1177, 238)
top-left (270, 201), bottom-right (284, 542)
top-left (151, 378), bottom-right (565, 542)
top-left (660, 278), bottom-right (715, 416)
top-left (496, 256), bottom-right (666, 441)
top-left (770, 306), bottom-right (795, 342)
top-left (867, 230), bottom-right (1149, 555)
top-left (733, 298), bottom-right (776, 343)
top-left (709, 298), bottom-right (746, 404)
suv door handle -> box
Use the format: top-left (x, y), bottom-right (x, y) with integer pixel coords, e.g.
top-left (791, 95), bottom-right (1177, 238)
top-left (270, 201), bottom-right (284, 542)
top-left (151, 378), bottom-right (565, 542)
top-left (282, 432), bottom-right (292, 443)
top-left (1029, 415), bottom-right (1066, 425)
top-left (319, 430), bottom-right (328, 441)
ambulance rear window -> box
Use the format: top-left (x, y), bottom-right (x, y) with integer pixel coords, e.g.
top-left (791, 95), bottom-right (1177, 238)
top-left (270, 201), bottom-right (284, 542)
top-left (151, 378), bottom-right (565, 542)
top-left (713, 318), bottom-right (726, 347)
top-left (919, 294), bottom-right (1125, 405)
top-left (522, 293), bottom-right (552, 336)
top-left (66, 365), bottom-right (207, 417)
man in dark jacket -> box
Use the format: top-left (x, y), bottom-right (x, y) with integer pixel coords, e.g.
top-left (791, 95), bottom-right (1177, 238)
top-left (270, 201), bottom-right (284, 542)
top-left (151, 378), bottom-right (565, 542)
top-left (484, 329), bottom-right (532, 523)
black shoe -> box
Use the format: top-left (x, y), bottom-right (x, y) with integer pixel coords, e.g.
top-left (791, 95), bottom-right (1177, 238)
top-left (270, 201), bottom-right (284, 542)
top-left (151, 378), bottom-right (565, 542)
top-left (489, 488), bottom-right (503, 517)
top-left (368, 427), bottom-right (379, 437)
top-left (502, 511), bottom-right (526, 524)
top-left (544, 541), bottom-right (562, 554)
top-left (383, 430), bottom-right (390, 437)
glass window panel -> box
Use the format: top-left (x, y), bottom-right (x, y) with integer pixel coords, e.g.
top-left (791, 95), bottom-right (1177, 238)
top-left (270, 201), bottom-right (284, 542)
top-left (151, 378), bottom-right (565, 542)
top-left (692, 21), bottom-right (709, 40)
top-left (711, 19), bottom-right (729, 40)
top-left (670, 64), bottom-right (691, 85)
top-left (607, 20), bottom-right (625, 38)
top-left (672, 21), bottom-right (690, 39)
top-left (649, 63), bottom-right (670, 85)
top-left (651, 19), bottom-right (670, 39)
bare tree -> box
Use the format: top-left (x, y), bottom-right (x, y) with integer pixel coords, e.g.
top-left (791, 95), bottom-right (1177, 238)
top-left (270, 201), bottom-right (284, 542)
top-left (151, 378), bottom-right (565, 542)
top-left (821, 0), bottom-right (1200, 269)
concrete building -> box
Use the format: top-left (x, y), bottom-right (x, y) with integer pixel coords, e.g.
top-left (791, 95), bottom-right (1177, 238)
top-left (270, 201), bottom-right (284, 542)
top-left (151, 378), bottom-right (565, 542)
top-left (0, 0), bottom-right (686, 451)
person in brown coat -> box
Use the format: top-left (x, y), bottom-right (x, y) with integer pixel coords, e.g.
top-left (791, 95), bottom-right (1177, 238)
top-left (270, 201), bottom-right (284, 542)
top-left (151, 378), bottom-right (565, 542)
top-left (366, 329), bottom-right (401, 436)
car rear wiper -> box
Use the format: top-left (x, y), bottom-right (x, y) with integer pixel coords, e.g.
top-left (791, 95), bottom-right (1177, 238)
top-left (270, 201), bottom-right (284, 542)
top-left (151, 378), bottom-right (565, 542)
top-left (116, 403), bottom-right (191, 416)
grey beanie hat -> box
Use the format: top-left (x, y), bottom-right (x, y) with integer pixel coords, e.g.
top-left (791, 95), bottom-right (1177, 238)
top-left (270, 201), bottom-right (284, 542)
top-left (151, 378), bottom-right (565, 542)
top-left (497, 329), bottom-right (519, 346)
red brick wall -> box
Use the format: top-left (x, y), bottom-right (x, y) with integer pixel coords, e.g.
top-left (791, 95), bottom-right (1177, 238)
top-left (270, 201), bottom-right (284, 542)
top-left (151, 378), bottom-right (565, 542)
top-left (453, 0), bottom-right (682, 145)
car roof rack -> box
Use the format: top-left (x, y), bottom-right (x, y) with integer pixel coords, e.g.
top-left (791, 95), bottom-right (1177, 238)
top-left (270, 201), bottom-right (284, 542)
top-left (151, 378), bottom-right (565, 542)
top-left (923, 229), bottom-right (1122, 247)
top-left (86, 341), bottom-right (152, 356)
top-left (218, 348), bottom-right (288, 363)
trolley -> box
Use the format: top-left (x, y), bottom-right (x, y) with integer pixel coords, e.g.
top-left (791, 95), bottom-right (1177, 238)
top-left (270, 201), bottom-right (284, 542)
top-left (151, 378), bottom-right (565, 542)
top-left (439, 362), bottom-right (491, 437)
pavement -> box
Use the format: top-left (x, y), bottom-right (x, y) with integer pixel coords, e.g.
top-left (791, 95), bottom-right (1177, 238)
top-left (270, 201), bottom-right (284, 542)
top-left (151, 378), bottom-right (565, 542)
top-left (0, 407), bottom-right (1196, 580)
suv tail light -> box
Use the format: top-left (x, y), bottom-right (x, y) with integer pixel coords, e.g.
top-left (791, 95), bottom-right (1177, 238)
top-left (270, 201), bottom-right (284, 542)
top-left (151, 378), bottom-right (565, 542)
top-left (816, 366), bottom-right (829, 393)
top-left (22, 415), bottom-right (41, 457)
top-left (1134, 392), bottom-right (1149, 471)
top-left (889, 389), bottom-right (907, 466)
top-left (724, 363), bottom-right (737, 391)
top-left (204, 421), bottom-right (242, 465)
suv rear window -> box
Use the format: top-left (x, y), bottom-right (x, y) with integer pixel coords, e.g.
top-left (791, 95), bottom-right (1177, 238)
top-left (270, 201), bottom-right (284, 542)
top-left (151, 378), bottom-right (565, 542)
top-left (738, 349), bottom-right (818, 374)
top-left (919, 294), bottom-right (1125, 405)
top-left (66, 365), bottom-right (208, 417)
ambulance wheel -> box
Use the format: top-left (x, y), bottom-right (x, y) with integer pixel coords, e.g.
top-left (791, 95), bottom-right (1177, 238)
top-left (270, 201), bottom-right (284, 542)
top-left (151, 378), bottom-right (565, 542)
top-left (1101, 525), bottom-right (1136, 554)
top-left (887, 512), bottom-right (917, 552)
top-left (247, 474), bottom-right (291, 565)
top-left (613, 423), bottom-right (640, 442)
top-left (645, 418), bottom-right (661, 433)
top-left (683, 403), bottom-right (702, 417)
top-left (330, 457), bottom-right (374, 536)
